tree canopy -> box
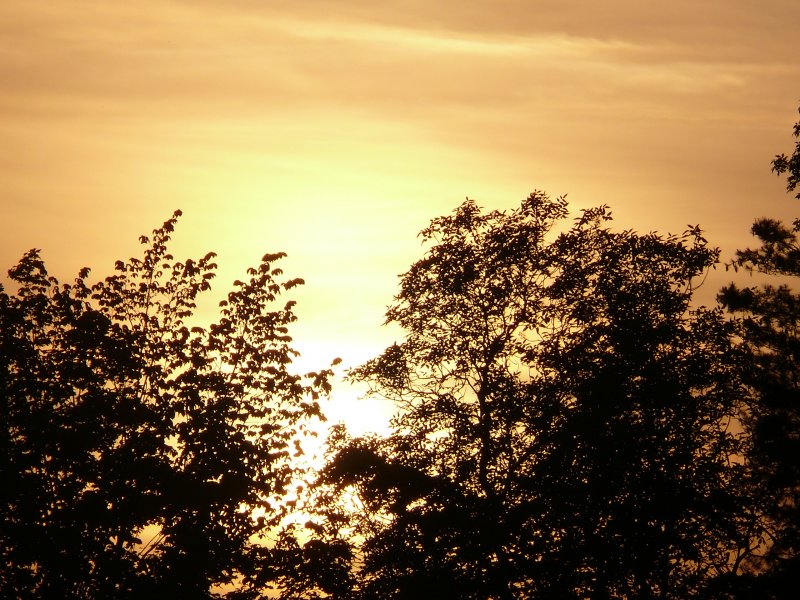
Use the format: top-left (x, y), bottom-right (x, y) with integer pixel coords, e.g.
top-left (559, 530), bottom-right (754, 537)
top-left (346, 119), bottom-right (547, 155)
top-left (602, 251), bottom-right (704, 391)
top-left (303, 192), bottom-right (749, 599)
top-left (5, 107), bottom-right (800, 600)
top-left (0, 211), bottom-right (331, 598)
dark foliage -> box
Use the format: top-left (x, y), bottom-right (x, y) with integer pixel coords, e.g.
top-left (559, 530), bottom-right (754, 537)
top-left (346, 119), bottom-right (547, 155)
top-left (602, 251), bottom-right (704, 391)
top-left (302, 192), bottom-right (749, 599)
top-left (717, 105), bottom-right (800, 599)
top-left (771, 106), bottom-right (800, 200)
top-left (0, 211), bottom-right (331, 598)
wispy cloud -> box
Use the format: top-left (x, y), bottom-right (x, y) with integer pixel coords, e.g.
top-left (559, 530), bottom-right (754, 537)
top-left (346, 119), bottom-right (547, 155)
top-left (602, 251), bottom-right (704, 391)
top-left (272, 18), bottom-right (628, 57)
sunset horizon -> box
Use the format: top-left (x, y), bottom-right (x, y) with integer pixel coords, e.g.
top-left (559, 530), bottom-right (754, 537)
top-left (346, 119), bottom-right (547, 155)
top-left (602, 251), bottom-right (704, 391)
top-left (3, 2), bottom-right (800, 597)
top-left (3, 1), bottom-right (799, 435)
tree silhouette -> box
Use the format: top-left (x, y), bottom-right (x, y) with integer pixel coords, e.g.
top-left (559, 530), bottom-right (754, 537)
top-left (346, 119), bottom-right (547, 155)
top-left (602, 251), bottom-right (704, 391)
top-left (717, 105), bottom-right (800, 599)
top-left (0, 211), bottom-right (331, 598)
top-left (304, 193), bottom-right (748, 599)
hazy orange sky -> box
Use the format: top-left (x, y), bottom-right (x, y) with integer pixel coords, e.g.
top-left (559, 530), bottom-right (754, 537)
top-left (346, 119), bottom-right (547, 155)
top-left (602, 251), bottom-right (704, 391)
top-left (2, 1), bottom-right (799, 431)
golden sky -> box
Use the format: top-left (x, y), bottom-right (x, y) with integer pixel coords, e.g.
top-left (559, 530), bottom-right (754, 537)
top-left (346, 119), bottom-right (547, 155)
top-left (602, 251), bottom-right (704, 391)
top-left (2, 0), bottom-right (799, 431)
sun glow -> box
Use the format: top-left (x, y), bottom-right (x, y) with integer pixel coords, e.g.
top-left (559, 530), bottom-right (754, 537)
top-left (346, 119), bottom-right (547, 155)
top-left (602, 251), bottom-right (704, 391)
top-left (2, 0), bottom-right (799, 456)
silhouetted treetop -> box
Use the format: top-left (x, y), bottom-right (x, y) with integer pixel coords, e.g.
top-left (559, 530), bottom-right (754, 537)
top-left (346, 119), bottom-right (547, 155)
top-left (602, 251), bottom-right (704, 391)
top-left (716, 104), bottom-right (800, 599)
top-left (0, 211), bottom-right (332, 598)
top-left (771, 104), bottom-right (800, 199)
top-left (299, 192), bottom-right (748, 599)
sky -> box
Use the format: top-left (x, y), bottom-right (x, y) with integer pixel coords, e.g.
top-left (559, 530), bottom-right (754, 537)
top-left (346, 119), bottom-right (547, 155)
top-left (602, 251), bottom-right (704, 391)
top-left (2, 0), bottom-right (799, 433)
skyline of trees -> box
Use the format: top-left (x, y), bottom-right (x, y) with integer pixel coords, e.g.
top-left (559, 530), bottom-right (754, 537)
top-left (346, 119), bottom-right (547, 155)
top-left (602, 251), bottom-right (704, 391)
top-left (2, 106), bottom-right (799, 598)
